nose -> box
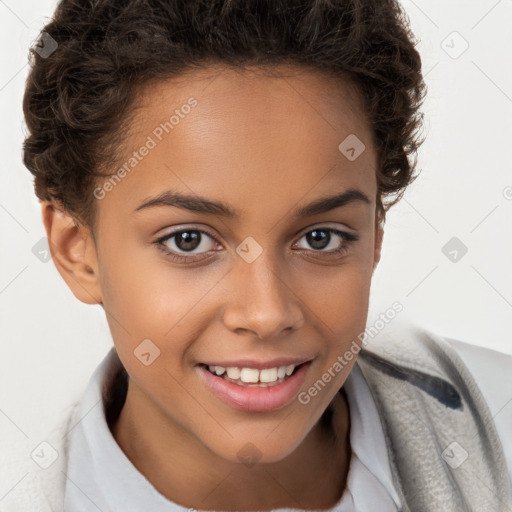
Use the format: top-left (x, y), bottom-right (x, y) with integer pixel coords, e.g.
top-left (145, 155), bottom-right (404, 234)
top-left (221, 251), bottom-right (305, 340)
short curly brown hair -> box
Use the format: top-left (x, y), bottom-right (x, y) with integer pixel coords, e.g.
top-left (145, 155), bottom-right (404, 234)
top-left (22, 0), bottom-right (426, 230)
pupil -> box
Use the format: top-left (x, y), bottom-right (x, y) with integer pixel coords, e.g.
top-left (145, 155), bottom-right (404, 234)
top-left (307, 230), bottom-right (329, 249)
top-left (176, 231), bottom-right (200, 251)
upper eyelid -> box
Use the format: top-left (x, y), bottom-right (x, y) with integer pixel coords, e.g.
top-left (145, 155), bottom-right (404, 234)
top-left (155, 226), bottom-right (220, 245)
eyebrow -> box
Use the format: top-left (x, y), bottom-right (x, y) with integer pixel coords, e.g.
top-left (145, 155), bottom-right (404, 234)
top-left (133, 188), bottom-right (371, 218)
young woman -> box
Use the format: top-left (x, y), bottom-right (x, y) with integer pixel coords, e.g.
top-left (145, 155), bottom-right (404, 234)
top-left (12, 0), bottom-right (511, 511)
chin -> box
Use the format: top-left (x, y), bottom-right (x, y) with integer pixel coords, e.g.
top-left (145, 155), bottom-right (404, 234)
top-left (205, 429), bottom-right (308, 466)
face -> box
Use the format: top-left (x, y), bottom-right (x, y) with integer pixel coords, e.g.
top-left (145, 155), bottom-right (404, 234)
top-left (52, 64), bottom-right (383, 464)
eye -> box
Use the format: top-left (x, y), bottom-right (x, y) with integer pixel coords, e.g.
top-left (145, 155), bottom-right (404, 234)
top-left (293, 227), bottom-right (359, 258)
top-left (154, 227), bottom-right (220, 262)
top-left (153, 226), bottom-right (359, 264)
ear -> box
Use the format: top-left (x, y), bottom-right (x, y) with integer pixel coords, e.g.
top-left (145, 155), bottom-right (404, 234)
top-left (373, 215), bottom-right (384, 272)
top-left (41, 201), bottom-right (102, 305)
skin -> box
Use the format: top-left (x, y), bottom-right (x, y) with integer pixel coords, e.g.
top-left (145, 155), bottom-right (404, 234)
top-left (42, 63), bottom-right (384, 510)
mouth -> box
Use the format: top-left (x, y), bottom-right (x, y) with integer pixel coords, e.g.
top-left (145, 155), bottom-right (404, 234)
top-left (196, 360), bottom-right (313, 412)
top-left (198, 362), bottom-right (306, 387)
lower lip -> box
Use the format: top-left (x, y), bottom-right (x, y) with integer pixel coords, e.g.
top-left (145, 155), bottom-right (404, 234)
top-left (197, 362), bottom-right (311, 413)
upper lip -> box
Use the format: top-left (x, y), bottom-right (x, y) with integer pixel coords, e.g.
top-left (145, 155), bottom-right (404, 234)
top-left (199, 357), bottom-right (313, 370)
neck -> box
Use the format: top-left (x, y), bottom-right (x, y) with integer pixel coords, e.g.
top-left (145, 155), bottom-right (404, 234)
top-left (111, 378), bottom-right (351, 511)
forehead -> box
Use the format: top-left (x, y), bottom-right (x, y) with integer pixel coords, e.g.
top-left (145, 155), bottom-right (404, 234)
top-left (133, 63), bottom-right (373, 152)
top-left (96, 64), bottom-right (376, 223)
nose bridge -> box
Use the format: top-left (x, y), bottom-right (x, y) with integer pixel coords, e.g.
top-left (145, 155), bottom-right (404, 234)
top-left (222, 244), bottom-right (303, 338)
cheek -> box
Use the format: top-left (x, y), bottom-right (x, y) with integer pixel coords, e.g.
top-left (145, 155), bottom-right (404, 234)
top-left (300, 256), bottom-right (373, 330)
top-left (303, 255), bottom-right (373, 372)
top-left (98, 233), bottom-right (208, 329)
top-left (96, 240), bottom-right (202, 367)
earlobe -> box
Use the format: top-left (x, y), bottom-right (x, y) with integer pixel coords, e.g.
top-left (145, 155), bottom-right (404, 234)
top-left (41, 201), bottom-right (102, 305)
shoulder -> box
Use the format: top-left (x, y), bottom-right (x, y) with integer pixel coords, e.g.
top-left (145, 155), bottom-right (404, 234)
top-left (441, 334), bottom-right (512, 410)
top-left (0, 400), bottom-right (80, 512)
top-left (359, 315), bottom-right (512, 424)
top-left (359, 316), bottom-right (512, 483)
top-left (1, 347), bottom-right (122, 512)
top-left (363, 318), bottom-right (512, 418)
top-left (361, 315), bottom-right (512, 388)
top-left (441, 334), bottom-right (512, 479)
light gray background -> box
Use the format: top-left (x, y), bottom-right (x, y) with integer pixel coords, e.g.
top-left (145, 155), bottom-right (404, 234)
top-left (1, 0), bottom-right (511, 458)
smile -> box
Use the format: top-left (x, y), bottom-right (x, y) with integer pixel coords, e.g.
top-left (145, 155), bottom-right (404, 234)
top-left (203, 363), bottom-right (300, 386)
top-left (196, 361), bottom-right (312, 412)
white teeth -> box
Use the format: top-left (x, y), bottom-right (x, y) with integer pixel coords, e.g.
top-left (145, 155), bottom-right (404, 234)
top-left (240, 368), bottom-right (259, 383)
top-left (208, 365), bottom-right (226, 375)
top-left (259, 368), bottom-right (278, 383)
top-left (226, 367), bottom-right (241, 379)
top-left (207, 364), bottom-right (298, 384)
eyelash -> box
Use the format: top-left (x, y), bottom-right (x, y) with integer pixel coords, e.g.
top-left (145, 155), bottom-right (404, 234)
top-left (153, 226), bottom-right (359, 263)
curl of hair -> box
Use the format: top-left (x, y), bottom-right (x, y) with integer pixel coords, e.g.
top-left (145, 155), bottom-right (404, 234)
top-left (23, 0), bottom-right (427, 228)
